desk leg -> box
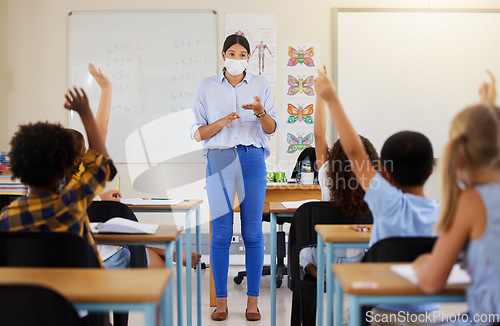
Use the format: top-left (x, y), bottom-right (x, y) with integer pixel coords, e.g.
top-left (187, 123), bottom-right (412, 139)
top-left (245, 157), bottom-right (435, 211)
top-left (175, 236), bottom-right (184, 326)
top-left (334, 276), bottom-right (343, 326)
top-left (270, 212), bottom-right (277, 326)
top-left (185, 209), bottom-right (193, 326)
top-left (316, 235), bottom-right (324, 326)
top-left (348, 296), bottom-right (361, 326)
top-left (326, 243), bottom-right (334, 326)
top-left (196, 206), bottom-right (202, 326)
top-left (166, 241), bottom-right (175, 326)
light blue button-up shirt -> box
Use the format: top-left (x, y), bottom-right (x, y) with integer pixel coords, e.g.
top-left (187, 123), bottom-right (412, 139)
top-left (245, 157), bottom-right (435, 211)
top-left (190, 71), bottom-right (278, 159)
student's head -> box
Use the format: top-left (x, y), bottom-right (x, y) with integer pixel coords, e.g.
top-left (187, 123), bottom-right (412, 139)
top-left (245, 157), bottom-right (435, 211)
top-left (380, 131), bottom-right (434, 187)
top-left (222, 34), bottom-right (251, 75)
top-left (437, 104), bottom-right (500, 231)
top-left (65, 128), bottom-right (85, 184)
top-left (9, 122), bottom-right (76, 189)
top-left (327, 135), bottom-right (380, 217)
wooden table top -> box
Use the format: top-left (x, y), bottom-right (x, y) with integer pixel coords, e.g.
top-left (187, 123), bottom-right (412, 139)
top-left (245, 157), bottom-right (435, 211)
top-left (315, 224), bottom-right (372, 243)
top-left (265, 183), bottom-right (321, 190)
top-left (94, 225), bottom-right (182, 243)
top-left (268, 201), bottom-right (299, 213)
top-left (127, 199), bottom-right (203, 211)
top-left (332, 263), bottom-right (465, 296)
top-left (0, 267), bottom-right (171, 303)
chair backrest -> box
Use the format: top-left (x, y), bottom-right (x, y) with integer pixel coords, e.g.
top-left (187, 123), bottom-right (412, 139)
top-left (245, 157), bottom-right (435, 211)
top-left (0, 232), bottom-right (101, 267)
top-left (290, 147), bottom-right (318, 180)
top-left (361, 236), bottom-right (437, 263)
top-left (0, 285), bottom-right (84, 326)
top-left (287, 201), bottom-right (373, 289)
top-left (87, 201), bottom-right (148, 268)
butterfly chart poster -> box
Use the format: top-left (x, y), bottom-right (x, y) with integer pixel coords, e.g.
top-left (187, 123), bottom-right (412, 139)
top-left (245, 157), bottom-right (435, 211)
top-left (282, 100), bottom-right (315, 126)
top-left (225, 14), bottom-right (278, 87)
top-left (281, 129), bottom-right (315, 157)
top-left (283, 71), bottom-right (318, 98)
top-left (283, 43), bottom-right (320, 69)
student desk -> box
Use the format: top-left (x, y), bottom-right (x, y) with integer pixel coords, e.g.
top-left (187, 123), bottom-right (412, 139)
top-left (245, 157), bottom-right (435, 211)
top-left (332, 263), bottom-right (466, 326)
top-left (315, 224), bottom-right (372, 326)
top-left (208, 184), bottom-right (321, 308)
top-left (0, 267), bottom-right (172, 326)
top-left (126, 200), bottom-right (203, 326)
top-left (94, 225), bottom-right (181, 326)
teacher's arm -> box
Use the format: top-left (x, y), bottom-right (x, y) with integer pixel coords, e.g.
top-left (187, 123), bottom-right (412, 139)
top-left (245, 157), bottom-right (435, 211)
top-left (194, 112), bottom-right (240, 142)
top-left (242, 95), bottom-right (276, 134)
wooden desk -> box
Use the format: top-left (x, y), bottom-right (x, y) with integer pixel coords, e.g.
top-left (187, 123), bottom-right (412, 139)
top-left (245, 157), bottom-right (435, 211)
top-left (332, 263), bottom-right (466, 326)
top-left (95, 225), bottom-right (181, 326)
top-left (315, 224), bottom-right (372, 326)
top-left (0, 267), bottom-right (172, 326)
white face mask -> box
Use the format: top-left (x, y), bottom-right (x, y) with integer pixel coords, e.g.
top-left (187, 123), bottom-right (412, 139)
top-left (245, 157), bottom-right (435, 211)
top-left (224, 58), bottom-right (248, 76)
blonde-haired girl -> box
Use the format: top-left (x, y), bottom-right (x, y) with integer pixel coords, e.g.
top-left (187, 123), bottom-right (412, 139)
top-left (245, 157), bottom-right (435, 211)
top-left (414, 71), bottom-right (500, 324)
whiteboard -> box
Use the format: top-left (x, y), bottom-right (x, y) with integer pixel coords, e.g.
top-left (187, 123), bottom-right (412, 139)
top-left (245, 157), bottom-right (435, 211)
top-left (334, 9), bottom-right (500, 157)
top-left (68, 11), bottom-right (217, 163)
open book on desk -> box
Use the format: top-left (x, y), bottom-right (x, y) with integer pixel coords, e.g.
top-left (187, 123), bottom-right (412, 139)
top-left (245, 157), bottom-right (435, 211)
top-left (391, 263), bottom-right (471, 285)
top-left (90, 217), bottom-right (159, 234)
top-left (121, 198), bottom-right (183, 206)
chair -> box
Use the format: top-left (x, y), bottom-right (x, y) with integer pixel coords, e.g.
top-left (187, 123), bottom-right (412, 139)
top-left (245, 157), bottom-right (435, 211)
top-left (0, 284), bottom-right (84, 326)
top-left (361, 236), bottom-right (437, 263)
top-left (234, 149), bottom-right (319, 288)
top-left (359, 236), bottom-right (437, 326)
top-left (0, 232), bottom-right (109, 326)
top-left (287, 201), bottom-right (373, 326)
top-left (87, 201), bottom-right (149, 326)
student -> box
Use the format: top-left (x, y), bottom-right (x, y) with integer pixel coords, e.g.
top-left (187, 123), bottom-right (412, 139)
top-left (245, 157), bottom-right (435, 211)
top-left (413, 71), bottom-right (500, 325)
top-left (314, 66), bottom-right (440, 325)
top-left (0, 87), bottom-right (115, 265)
top-left (299, 94), bottom-right (380, 278)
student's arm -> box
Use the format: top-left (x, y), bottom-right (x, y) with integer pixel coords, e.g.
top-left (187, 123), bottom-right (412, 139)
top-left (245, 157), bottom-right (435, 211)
top-left (314, 66), bottom-right (375, 191)
top-left (194, 112), bottom-right (240, 141)
top-left (89, 63), bottom-right (112, 141)
top-left (413, 188), bottom-right (482, 293)
top-left (64, 87), bottom-right (107, 156)
top-left (479, 69), bottom-right (497, 105)
top-left (313, 66), bottom-right (329, 169)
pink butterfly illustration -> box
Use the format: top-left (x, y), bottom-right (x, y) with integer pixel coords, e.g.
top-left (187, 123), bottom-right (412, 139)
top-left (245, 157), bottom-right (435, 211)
top-left (287, 133), bottom-right (314, 153)
top-left (287, 46), bottom-right (315, 67)
top-left (287, 75), bottom-right (315, 96)
top-left (287, 104), bottom-right (314, 124)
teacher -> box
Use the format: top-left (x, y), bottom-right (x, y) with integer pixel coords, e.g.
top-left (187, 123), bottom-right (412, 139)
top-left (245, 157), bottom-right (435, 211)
top-left (191, 34), bottom-right (278, 322)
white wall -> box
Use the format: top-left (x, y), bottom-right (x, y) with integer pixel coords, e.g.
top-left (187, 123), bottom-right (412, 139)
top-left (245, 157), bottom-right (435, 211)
top-left (3, 0), bottom-right (500, 231)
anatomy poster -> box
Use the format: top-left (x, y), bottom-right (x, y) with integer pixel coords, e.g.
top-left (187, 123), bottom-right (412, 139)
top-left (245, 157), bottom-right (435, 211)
top-left (283, 43), bottom-right (320, 69)
top-left (225, 14), bottom-right (277, 86)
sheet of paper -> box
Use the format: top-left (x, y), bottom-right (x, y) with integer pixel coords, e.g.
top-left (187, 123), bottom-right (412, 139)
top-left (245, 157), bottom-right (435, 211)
top-left (281, 199), bottom-right (319, 209)
top-left (120, 198), bottom-right (183, 206)
top-left (391, 263), bottom-right (471, 285)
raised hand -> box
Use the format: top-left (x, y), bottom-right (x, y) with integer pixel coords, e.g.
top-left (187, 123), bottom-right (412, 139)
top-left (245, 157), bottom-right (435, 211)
top-left (479, 69), bottom-right (497, 105)
top-left (218, 112), bottom-right (240, 127)
top-left (64, 87), bottom-right (91, 115)
top-left (314, 65), bottom-right (339, 103)
top-left (242, 96), bottom-right (264, 114)
top-left (89, 63), bottom-right (111, 89)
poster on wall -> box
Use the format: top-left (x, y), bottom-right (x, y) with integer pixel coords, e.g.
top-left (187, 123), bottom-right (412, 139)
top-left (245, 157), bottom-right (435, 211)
top-left (282, 100), bottom-right (315, 126)
top-left (281, 128), bottom-right (315, 156)
top-left (283, 71), bottom-right (317, 97)
top-left (225, 13), bottom-right (277, 87)
top-left (283, 43), bottom-right (320, 69)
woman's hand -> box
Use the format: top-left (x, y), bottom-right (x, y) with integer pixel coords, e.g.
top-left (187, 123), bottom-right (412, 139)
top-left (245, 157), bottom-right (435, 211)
top-left (89, 62), bottom-right (111, 90)
top-left (64, 87), bottom-right (91, 115)
top-left (314, 65), bottom-right (339, 103)
top-left (217, 112), bottom-right (240, 127)
top-left (242, 96), bottom-right (265, 115)
top-left (479, 69), bottom-right (497, 105)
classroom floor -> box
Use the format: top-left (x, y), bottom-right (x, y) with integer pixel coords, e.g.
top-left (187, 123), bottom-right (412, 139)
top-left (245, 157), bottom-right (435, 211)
top-left (126, 265), bottom-right (468, 326)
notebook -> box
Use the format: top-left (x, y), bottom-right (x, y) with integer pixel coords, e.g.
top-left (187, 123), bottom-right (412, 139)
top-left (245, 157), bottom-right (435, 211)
top-left (90, 217), bottom-right (159, 234)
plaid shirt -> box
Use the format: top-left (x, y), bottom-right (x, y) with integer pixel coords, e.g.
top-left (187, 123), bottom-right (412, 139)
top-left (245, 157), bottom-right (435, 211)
top-left (0, 149), bottom-right (117, 266)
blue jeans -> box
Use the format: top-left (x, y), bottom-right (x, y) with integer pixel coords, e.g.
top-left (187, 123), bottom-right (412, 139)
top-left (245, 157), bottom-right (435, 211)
top-left (103, 246), bottom-right (131, 269)
top-left (206, 145), bottom-right (267, 298)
